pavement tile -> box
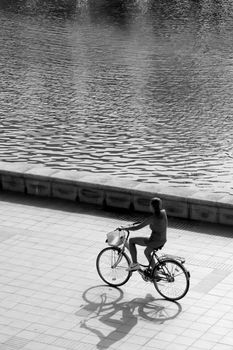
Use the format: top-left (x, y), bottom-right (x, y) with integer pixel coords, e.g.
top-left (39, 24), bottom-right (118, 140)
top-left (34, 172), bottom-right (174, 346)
top-left (1, 193), bottom-right (233, 350)
top-left (3, 336), bottom-right (30, 349)
top-left (191, 339), bottom-right (216, 349)
top-left (143, 338), bottom-right (170, 349)
top-left (15, 331), bottom-right (38, 341)
top-left (0, 333), bottom-right (12, 343)
top-left (176, 335), bottom-right (198, 347)
top-left (212, 345), bottom-right (233, 350)
top-left (20, 341), bottom-right (46, 350)
top-left (166, 344), bottom-right (188, 350)
top-left (52, 337), bottom-right (87, 349)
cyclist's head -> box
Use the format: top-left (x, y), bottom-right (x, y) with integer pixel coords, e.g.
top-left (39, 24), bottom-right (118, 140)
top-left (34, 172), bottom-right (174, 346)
top-left (150, 197), bottom-right (162, 215)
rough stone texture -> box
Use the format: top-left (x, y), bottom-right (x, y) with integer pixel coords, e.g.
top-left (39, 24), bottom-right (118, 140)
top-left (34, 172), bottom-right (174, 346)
top-left (79, 187), bottom-right (105, 205)
top-left (2, 174), bottom-right (25, 193)
top-left (50, 169), bottom-right (90, 184)
top-left (188, 191), bottom-right (227, 206)
top-left (25, 178), bottom-right (51, 197)
top-left (24, 165), bottom-right (57, 179)
top-left (105, 191), bottom-right (132, 209)
top-left (0, 162), bottom-right (33, 193)
top-left (163, 198), bottom-right (189, 219)
top-left (218, 194), bottom-right (233, 208)
top-left (24, 166), bottom-right (58, 197)
top-left (219, 207), bottom-right (233, 226)
top-left (134, 182), bottom-right (162, 196)
top-left (77, 173), bottom-right (114, 189)
top-left (0, 161), bottom-right (33, 174)
top-left (190, 203), bottom-right (218, 223)
top-left (52, 182), bottom-right (78, 201)
top-left (133, 195), bottom-right (152, 212)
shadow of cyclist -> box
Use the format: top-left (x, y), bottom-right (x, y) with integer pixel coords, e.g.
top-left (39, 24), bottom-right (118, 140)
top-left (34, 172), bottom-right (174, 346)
top-left (81, 300), bottom-right (137, 349)
top-left (77, 286), bottom-right (182, 349)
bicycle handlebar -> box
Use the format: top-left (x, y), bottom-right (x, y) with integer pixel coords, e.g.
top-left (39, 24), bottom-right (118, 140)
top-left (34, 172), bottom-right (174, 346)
top-left (118, 221), bottom-right (142, 232)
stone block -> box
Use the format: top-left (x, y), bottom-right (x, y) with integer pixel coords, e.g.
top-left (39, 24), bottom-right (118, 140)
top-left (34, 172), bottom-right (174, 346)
top-left (0, 161), bottom-right (33, 174)
top-left (105, 177), bottom-right (138, 192)
top-left (105, 191), bottom-right (131, 209)
top-left (218, 194), bottom-right (233, 209)
top-left (25, 178), bottom-right (51, 197)
top-left (52, 182), bottom-right (78, 201)
top-left (218, 207), bottom-right (233, 226)
top-left (134, 183), bottom-right (162, 197)
top-left (79, 187), bottom-right (104, 205)
top-left (50, 169), bottom-right (90, 184)
top-left (190, 203), bottom-right (218, 223)
top-left (2, 174), bottom-right (25, 193)
top-left (24, 165), bottom-right (57, 179)
top-left (188, 191), bottom-right (227, 206)
top-left (163, 199), bottom-right (188, 218)
top-left (0, 161), bottom-right (33, 193)
top-left (133, 195), bottom-right (152, 213)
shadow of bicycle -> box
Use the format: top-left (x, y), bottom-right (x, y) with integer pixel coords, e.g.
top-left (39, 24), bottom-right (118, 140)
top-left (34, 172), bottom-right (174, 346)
top-left (75, 285), bottom-right (182, 349)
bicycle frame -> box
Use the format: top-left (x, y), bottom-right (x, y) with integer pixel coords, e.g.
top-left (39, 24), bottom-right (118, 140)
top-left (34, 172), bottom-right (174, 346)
top-left (113, 229), bottom-right (161, 270)
top-left (110, 228), bottom-right (185, 271)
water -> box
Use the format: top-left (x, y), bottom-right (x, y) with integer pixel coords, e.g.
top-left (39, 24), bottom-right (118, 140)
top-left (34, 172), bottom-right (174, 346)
top-left (1, 0), bottom-right (233, 193)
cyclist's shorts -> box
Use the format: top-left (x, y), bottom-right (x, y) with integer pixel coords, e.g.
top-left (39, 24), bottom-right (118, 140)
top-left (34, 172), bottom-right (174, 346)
top-left (144, 237), bottom-right (165, 249)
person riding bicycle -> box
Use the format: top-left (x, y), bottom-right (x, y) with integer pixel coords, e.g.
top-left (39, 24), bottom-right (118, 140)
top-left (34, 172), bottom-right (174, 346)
top-left (119, 197), bottom-right (167, 271)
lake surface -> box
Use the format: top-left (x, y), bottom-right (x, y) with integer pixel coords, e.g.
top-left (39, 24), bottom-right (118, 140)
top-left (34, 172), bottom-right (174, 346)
top-left (1, 0), bottom-right (233, 194)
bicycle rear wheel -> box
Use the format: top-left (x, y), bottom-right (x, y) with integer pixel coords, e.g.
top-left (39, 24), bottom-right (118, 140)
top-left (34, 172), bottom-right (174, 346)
top-left (153, 259), bottom-right (190, 301)
top-left (96, 247), bottom-right (131, 287)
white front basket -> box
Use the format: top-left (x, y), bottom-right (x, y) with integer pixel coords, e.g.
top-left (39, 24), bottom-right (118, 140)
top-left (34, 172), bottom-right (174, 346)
top-left (106, 230), bottom-right (125, 247)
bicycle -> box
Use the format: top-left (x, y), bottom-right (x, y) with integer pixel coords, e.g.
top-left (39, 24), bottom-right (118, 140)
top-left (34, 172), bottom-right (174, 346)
top-left (96, 225), bottom-right (190, 301)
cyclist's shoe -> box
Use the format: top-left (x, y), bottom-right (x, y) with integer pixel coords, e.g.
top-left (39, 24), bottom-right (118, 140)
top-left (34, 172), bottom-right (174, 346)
top-left (154, 274), bottom-right (162, 282)
top-left (126, 263), bottom-right (140, 271)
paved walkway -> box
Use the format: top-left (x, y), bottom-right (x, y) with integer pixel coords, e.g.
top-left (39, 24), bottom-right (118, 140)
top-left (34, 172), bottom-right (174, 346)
top-left (0, 192), bottom-right (233, 350)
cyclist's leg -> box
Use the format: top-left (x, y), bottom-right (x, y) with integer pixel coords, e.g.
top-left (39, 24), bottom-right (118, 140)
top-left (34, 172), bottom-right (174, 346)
top-left (128, 237), bottom-right (148, 264)
top-left (144, 245), bottom-right (155, 269)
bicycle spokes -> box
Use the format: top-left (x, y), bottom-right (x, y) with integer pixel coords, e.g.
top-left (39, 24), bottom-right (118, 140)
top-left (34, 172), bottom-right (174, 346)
top-left (96, 247), bottom-right (131, 287)
top-left (153, 259), bottom-right (190, 301)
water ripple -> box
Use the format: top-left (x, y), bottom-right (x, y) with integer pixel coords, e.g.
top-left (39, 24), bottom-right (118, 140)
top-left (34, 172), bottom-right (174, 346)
top-left (1, 5), bottom-right (233, 193)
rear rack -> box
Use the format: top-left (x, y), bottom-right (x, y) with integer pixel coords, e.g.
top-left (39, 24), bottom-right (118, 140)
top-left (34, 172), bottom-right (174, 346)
top-left (161, 254), bottom-right (185, 264)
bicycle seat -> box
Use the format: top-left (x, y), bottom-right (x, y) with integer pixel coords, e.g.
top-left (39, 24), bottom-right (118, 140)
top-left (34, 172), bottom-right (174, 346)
top-left (152, 245), bottom-right (164, 252)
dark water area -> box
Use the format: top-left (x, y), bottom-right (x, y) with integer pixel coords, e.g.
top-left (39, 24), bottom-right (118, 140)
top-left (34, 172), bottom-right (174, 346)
top-left (1, 0), bottom-right (233, 193)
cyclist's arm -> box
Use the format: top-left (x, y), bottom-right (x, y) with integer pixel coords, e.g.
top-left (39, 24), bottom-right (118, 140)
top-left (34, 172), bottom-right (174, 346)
top-left (120, 216), bottom-right (152, 231)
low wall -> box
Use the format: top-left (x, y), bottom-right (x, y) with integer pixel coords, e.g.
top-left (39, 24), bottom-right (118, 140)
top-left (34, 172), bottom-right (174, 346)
top-left (0, 161), bottom-right (233, 226)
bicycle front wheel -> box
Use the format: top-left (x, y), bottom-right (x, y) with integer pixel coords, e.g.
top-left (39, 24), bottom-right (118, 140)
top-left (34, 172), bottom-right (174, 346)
top-left (153, 259), bottom-right (190, 301)
top-left (96, 247), bottom-right (131, 287)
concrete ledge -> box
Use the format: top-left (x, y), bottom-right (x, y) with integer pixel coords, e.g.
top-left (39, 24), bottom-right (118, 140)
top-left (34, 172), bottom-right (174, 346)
top-left (105, 191), bottom-right (131, 209)
top-left (133, 195), bottom-right (151, 212)
top-left (24, 167), bottom-right (57, 197)
top-left (0, 161), bottom-right (232, 227)
top-left (78, 186), bottom-right (104, 205)
top-left (50, 169), bottom-right (89, 201)
top-left (190, 203), bottom-right (218, 223)
top-left (163, 198), bottom-right (188, 219)
top-left (52, 182), bottom-right (78, 201)
top-left (219, 207), bottom-right (233, 226)
top-left (2, 174), bottom-right (25, 193)
top-left (0, 161), bottom-right (33, 193)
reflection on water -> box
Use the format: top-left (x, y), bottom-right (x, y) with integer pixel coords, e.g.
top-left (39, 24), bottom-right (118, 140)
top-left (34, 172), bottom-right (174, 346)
top-left (1, 0), bottom-right (233, 193)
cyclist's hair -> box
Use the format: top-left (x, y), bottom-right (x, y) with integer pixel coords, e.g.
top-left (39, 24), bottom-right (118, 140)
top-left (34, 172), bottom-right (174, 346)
top-left (150, 197), bottom-right (162, 216)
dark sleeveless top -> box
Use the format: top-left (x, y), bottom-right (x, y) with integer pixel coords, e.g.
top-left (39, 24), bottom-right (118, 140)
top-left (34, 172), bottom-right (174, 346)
top-left (148, 210), bottom-right (167, 247)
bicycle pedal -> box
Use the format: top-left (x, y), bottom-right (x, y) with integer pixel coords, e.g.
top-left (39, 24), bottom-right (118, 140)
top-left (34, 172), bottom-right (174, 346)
top-left (138, 270), bottom-right (150, 282)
